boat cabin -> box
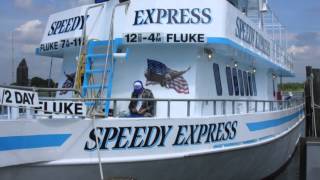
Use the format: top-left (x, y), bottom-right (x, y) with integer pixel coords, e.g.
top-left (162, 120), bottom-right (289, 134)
top-left (35, 0), bottom-right (293, 118)
top-left (0, 2), bottom-right (305, 177)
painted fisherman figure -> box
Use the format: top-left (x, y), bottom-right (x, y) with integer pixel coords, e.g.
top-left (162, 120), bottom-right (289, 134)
top-left (129, 80), bottom-right (155, 117)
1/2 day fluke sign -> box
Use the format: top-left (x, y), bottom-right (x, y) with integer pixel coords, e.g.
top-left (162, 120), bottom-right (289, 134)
top-left (0, 88), bottom-right (39, 107)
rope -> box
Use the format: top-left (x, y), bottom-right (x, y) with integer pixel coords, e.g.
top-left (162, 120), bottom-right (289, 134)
top-left (310, 74), bottom-right (318, 137)
top-left (86, 3), bottom-right (131, 178)
top-left (74, 3), bottom-right (131, 178)
top-left (97, 1), bottom-right (131, 113)
top-left (74, 3), bottom-right (105, 98)
top-left (314, 104), bottom-right (320, 109)
top-left (75, 54), bottom-right (86, 95)
top-left (92, 115), bottom-right (104, 180)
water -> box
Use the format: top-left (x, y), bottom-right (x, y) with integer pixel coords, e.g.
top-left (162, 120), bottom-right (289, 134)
top-left (274, 145), bottom-right (300, 180)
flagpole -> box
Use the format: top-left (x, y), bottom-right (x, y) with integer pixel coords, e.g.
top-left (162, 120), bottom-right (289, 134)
top-left (48, 57), bottom-right (53, 87)
top-left (47, 57), bottom-right (53, 97)
top-left (11, 31), bottom-right (15, 84)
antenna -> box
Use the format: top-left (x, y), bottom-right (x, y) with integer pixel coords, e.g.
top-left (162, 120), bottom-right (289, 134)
top-left (260, 0), bottom-right (268, 12)
top-left (48, 57), bottom-right (53, 87)
top-left (11, 32), bottom-right (14, 84)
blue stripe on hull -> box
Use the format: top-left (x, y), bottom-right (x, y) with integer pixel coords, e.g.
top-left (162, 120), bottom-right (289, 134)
top-left (0, 134), bottom-right (71, 151)
top-left (214, 109), bottom-right (303, 148)
top-left (246, 110), bottom-right (302, 131)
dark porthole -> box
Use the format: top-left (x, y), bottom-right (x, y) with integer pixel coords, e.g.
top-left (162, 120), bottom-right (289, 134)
top-left (248, 72), bottom-right (253, 96)
top-left (213, 63), bottom-right (222, 96)
top-left (252, 73), bottom-right (257, 96)
top-left (243, 71), bottom-right (249, 96)
top-left (226, 67), bottom-right (234, 96)
top-left (232, 68), bottom-right (239, 96)
top-left (238, 69), bottom-right (244, 96)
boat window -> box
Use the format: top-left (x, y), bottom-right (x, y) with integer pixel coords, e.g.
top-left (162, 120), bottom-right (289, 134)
top-left (227, 0), bottom-right (238, 7)
top-left (272, 77), bottom-right (276, 97)
top-left (243, 71), bottom-right (249, 96)
top-left (213, 63), bottom-right (222, 96)
top-left (248, 72), bottom-right (253, 96)
top-left (226, 67), bottom-right (234, 96)
top-left (252, 73), bottom-right (257, 96)
top-left (238, 69), bottom-right (244, 96)
top-left (232, 68), bottom-right (239, 96)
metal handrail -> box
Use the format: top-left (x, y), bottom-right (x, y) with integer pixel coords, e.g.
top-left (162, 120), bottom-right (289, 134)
top-left (39, 97), bottom-right (299, 102)
top-left (0, 84), bottom-right (304, 118)
top-left (38, 97), bottom-right (303, 118)
top-left (0, 97), bottom-right (303, 119)
top-left (0, 84), bottom-right (81, 95)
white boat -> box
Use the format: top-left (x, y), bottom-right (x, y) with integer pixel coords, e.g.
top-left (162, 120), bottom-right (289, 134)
top-left (0, 0), bottom-right (305, 179)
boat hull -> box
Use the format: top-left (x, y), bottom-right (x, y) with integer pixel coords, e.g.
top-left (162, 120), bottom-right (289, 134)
top-left (0, 117), bottom-right (304, 180)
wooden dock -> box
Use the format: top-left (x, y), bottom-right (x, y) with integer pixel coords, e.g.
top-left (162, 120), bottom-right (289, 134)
top-left (264, 66), bottom-right (320, 180)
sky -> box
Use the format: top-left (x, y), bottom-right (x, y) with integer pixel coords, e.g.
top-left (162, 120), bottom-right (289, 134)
top-left (0, 0), bottom-right (319, 85)
top-left (0, 0), bottom-right (93, 85)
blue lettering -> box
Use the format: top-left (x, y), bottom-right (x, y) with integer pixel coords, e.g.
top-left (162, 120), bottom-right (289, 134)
top-left (133, 10), bottom-right (144, 25)
top-left (133, 8), bottom-right (212, 25)
top-left (201, 8), bottom-right (212, 24)
top-left (128, 127), bottom-right (146, 148)
top-left (47, 15), bottom-right (89, 36)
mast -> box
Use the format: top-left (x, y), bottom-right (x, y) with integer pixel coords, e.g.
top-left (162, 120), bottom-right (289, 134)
top-left (11, 32), bottom-right (15, 84)
top-left (48, 57), bottom-right (53, 87)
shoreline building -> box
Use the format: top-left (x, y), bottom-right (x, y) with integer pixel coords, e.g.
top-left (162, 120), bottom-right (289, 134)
top-left (16, 58), bottom-right (29, 86)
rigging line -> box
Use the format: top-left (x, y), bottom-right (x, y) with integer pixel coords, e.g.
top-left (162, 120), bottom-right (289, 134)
top-left (93, 1), bottom-right (131, 115)
top-left (88, 3), bottom-right (131, 178)
top-left (11, 32), bottom-right (15, 84)
top-left (75, 4), bottom-right (104, 180)
top-left (48, 58), bottom-right (53, 87)
top-left (310, 74), bottom-right (318, 137)
top-left (75, 3), bottom-right (105, 97)
top-left (92, 114), bottom-right (104, 180)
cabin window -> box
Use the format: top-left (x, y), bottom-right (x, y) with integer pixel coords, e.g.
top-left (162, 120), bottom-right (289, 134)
top-left (232, 68), bottom-right (239, 96)
top-left (248, 72), bottom-right (253, 96)
top-left (226, 67), bottom-right (234, 96)
top-left (238, 69), bottom-right (244, 96)
top-left (252, 73), bottom-right (257, 96)
top-left (213, 63), bottom-right (222, 96)
top-left (272, 77), bottom-right (276, 97)
top-left (227, 0), bottom-right (238, 7)
top-left (243, 71), bottom-right (249, 96)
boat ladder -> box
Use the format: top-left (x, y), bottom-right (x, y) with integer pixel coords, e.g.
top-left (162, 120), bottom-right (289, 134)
top-left (82, 40), bottom-right (115, 116)
top-left (74, 2), bottom-right (130, 180)
top-left (76, 2), bottom-right (129, 117)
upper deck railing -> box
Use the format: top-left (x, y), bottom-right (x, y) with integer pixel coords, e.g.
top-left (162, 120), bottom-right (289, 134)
top-left (0, 85), bottom-right (304, 119)
top-left (0, 97), bottom-right (304, 119)
top-left (227, 0), bottom-right (294, 73)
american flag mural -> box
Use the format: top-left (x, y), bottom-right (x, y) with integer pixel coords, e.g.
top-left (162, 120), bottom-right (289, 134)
top-left (145, 59), bottom-right (190, 94)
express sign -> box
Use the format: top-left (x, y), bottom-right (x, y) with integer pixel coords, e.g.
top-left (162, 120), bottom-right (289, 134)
top-left (133, 8), bottom-right (212, 26)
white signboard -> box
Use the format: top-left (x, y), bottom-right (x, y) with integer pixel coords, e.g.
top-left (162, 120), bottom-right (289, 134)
top-left (34, 100), bottom-right (86, 116)
top-left (38, 1), bottom-right (115, 56)
top-left (39, 37), bottom-right (82, 53)
top-left (123, 32), bottom-right (207, 44)
top-left (113, 0), bottom-right (272, 57)
top-left (0, 88), bottom-right (39, 107)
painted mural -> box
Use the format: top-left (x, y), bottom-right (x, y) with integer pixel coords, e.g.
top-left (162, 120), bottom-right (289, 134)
top-left (145, 59), bottom-right (190, 94)
top-left (60, 72), bottom-right (75, 95)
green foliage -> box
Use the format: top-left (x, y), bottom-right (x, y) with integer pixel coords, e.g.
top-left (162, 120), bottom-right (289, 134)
top-left (278, 83), bottom-right (304, 92)
top-left (30, 77), bottom-right (57, 88)
top-left (30, 77), bottom-right (58, 97)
